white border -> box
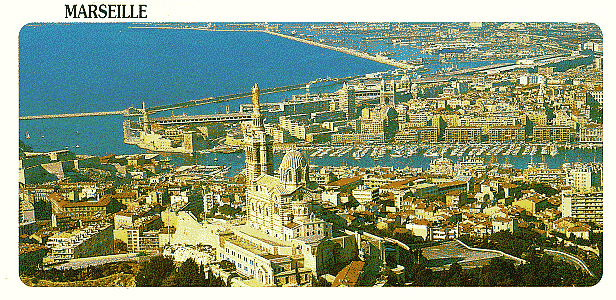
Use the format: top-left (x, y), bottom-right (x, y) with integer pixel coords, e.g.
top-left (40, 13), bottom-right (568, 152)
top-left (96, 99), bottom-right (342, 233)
top-left (3, 1), bottom-right (612, 299)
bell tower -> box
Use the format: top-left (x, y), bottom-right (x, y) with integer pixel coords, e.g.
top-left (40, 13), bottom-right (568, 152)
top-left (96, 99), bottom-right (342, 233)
top-left (243, 83), bottom-right (274, 190)
top-left (251, 83), bottom-right (265, 128)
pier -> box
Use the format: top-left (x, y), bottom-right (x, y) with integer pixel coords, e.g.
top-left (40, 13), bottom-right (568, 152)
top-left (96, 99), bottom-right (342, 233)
top-left (19, 109), bottom-right (130, 120)
top-left (144, 74), bottom-right (364, 114)
top-left (263, 31), bottom-right (414, 70)
top-left (19, 75), bottom-right (364, 120)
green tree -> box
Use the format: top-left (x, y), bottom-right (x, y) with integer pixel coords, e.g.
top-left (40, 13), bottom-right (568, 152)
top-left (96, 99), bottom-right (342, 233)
top-left (135, 255), bottom-right (175, 287)
top-left (219, 204), bottom-right (239, 216)
top-left (207, 202), bottom-right (219, 217)
top-left (174, 258), bottom-right (207, 287)
top-left (220, 259), bottom-right (236, 271)
top-left (446, 262), bottom-right (463, 286)
top-left (479, 258), bottom-right (517, 286)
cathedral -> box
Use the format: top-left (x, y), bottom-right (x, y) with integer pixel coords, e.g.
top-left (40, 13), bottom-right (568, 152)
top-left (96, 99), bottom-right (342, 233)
top-left (243, 83), bottom-right (331, 241)
top-left (213, 84), bottom-right (340, 286)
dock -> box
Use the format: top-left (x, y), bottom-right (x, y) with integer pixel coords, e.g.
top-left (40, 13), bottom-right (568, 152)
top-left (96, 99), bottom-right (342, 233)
top-left (263, 31), bottom-right (414, 70)
top-left (19, 74), bottom-right (364, 120)
top-left (19, 110), bottom-right (129, 120)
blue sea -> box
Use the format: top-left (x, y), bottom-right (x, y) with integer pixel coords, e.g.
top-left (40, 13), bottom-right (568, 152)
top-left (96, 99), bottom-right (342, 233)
top-left (19, 23), bottom-right (395, 155)
top-left (19, 23), bottom-right (602, 176)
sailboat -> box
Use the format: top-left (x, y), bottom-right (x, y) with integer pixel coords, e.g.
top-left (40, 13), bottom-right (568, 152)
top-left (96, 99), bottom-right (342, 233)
top-left (25, 131), bottom-right (30, 139)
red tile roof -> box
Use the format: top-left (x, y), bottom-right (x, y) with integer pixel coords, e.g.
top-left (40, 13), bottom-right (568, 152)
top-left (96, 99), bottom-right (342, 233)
top-left (328, 176), bottom-right (363, 187)
top-left (47, 193), bottom-right (65, 203)
top-left (568, 226), bottom-right (590, 233)
top-left (381, 178), bottom-right (413, 190)
top-left (19, 243), bottom-right (48, 256)
top-left (437, 181), bottom-right (466, 188)
top-left (56, 194), bottom-right (113, 209)
top-left (332, 261), bottom-right (365, 287)
top-left (284, 222), bottom-right (299, 229)
top-left (493, 216), bottom-right (512, 223)
top-left (113, 191), bottom-right (136, 198)
top-left (411, 219), bottom-right (432, 226)
top-left (501, 183), bottom-right (519, 189)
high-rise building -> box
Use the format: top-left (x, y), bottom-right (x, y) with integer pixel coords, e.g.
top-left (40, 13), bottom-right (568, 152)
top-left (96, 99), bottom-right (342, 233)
top-left (338, 83), bottom-right (356, 119)
top-left (561, 191), bottom-right (603, 226)
top-left (567, 169), bottom-right (592, 193)
top-left (360, 105), bottom-right (399, 142)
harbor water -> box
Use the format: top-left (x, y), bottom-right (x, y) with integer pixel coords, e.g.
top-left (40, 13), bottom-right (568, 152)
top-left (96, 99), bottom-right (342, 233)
top-left (19, 23), bottom-right (602, 176)
top-left (169, 145), bottom-right (602, 178)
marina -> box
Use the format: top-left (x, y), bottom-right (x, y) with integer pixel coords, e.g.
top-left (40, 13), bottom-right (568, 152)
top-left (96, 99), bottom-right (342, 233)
top-left (166, 142), bottom-right (603, 179)
top-left (296, 143), bottom-right (599, 161)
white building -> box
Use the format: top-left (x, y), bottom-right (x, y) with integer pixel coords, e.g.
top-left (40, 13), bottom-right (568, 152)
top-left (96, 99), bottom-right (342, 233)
top-left (567, 169), bottom-right (592, 193)
top-left (561, 191), bottom-right (603, 226)
top-left (321, 190), bottom-right (341, 206)
top-left (203, 192), bottom-right (221, 213)
top-left (519, 74), bottom-right (545, 85)
top-left (246, 149), bottom-right (331, 241)
top-left (45, 223), bottom-right (113, 263)
top-left (352, 185), bottom-right (379, 205)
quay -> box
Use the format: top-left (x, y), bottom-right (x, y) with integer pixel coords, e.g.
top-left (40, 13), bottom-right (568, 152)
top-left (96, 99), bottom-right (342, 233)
top-left (19, 109), bottom-right (130, 120)
top-left (152, 112), bottom-right (251, 125)
top-left (19, 74), bottom-right (363, 120)
top-left (144, 74), bottom-right (365, 114)
top-left (263, 30), bottom-right (414, 70)
top-left (438, 53), bottom-right (589, 76)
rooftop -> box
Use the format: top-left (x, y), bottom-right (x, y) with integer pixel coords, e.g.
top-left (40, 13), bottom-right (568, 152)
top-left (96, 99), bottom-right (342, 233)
top-left (328, 176), bottom-right (363, 187)
top-left (233, 225), bottom-right (292, 248)
top-left (19, 243), bottom-right (48, 256)
top-left (381, 178), bottom-right (413, 190)
top-left (332, 260), bottom-right (365, 287)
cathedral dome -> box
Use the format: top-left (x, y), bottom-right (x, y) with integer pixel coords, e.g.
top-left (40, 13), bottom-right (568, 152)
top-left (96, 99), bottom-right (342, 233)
top-left (279, 149), bottom-right (307, 172)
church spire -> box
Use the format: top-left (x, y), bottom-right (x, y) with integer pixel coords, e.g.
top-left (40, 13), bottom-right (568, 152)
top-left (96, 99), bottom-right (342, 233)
top-left (252, 83), bottom-right (260, 106)
top-left (244, 83), bottom-right (274, 191)
top-left (251, 83), bottom-right (264, 129)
